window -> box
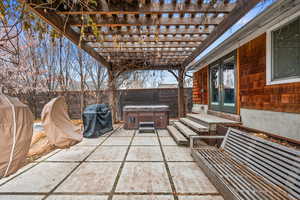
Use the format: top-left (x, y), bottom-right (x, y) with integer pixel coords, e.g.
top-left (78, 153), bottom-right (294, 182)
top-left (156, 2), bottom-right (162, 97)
top-left (267, 13), bottom-right (300, 85)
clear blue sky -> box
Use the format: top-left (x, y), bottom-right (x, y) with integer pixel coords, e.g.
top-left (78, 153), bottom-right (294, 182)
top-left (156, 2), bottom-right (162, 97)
top-left (160, 0), bottom-right (276, 85)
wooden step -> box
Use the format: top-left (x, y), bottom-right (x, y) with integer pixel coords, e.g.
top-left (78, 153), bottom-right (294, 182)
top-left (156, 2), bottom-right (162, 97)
top-left (187, 113), bottom-right (239, 125)
top-left (180, 118), bottom-right (208, 132)
top-left (187, 113), bottom-right (240, 131)
top-left (174, 121), bottom-right (198, 138)
top-left (167, 126), bottom-right (188, 146)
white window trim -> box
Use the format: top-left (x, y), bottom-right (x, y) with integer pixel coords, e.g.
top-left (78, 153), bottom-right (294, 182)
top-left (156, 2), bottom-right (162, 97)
top-left (266, 11), bottom-right (300, 85)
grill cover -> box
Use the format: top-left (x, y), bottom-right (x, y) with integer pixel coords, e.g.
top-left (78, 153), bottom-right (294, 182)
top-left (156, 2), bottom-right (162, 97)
top-left (82, 104), bottom-right (113, 138)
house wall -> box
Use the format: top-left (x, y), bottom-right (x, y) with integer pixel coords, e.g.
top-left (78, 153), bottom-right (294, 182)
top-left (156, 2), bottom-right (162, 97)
top-left (192, 67), bottom-right (208, 113)
top-left (239, 33), bottom-right (300, 140)
top-left (192, 33), bottom-right (300, 140)
top-left (239, 34), bottom-right (300, 114)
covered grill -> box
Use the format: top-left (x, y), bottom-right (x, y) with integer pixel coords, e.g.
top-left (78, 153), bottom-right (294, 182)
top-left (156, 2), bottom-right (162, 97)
top-left (82, 104), bottom-right (113, 138)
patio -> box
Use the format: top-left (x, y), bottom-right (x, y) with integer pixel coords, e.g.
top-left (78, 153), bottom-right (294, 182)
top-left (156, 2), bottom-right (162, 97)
top-left (0, 128), bottom-right (223, 200)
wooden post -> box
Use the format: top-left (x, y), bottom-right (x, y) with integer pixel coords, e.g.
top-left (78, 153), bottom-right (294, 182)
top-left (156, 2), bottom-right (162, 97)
top-left (178, 68), bottom-right (186, 118)
top-left (108, 69), bottom-right (117, 124)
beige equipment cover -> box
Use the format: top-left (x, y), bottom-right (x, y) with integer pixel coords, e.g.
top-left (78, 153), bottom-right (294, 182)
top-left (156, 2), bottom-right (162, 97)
top-left (0, 94), bottom-right (34, 178)
top-left (41, 96), bottom-right (82, 148)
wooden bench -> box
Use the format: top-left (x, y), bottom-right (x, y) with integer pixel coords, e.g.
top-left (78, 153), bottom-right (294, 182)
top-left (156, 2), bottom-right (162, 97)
top-left (190, 128), bottom-right (300, 200)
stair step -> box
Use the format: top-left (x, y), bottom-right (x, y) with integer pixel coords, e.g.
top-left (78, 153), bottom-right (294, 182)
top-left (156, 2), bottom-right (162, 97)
top-left (187, 113), bottom-right (239, 125)
top-left (139, 127), bottom-right (155, 133)
top-left (139, 122), bottom-right (154, 125)
top-left (167, 126), bottom-right (188, 146)
top-left (174, 121), bottom-right (198, 138)
top-left (180, 118), bottom-right (208, 132)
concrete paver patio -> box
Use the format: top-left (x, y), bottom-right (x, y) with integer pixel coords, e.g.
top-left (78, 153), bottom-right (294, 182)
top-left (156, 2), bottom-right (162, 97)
top-left (0, 128), bottom-right (223, 200)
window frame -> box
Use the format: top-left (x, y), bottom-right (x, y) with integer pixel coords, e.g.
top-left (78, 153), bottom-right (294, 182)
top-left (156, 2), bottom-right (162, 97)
top-left (266, 11), bottom-right (300, 85)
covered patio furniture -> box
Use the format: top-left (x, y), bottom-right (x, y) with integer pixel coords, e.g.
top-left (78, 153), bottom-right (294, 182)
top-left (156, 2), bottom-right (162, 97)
top-left (41, 96), bottom-right (82, 148)
top-left (0, 94), bottom-right (34, 177)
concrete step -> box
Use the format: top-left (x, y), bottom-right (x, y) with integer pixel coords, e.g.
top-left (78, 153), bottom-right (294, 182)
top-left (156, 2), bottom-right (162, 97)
top-left (167, 125), bottom-right (188, 146)
top-left (174, 121), bottom-right (198, 138)
top-left (180, 118), bottom-right (208, 133)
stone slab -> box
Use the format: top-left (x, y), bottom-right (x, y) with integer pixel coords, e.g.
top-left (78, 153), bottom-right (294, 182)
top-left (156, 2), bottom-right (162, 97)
top-left (113, 195), bottom-right (174, 200)
top-left (102, 137), bottom-right (131, 146)
top-left (163, 146), bottom-right (194, 161)
top-left (35, 149), bottom-right (61, 162)
top-left (178, 196), bottom-right (224, 200)
top-left (131, 137), bottom-right (159, 146)
top-left (0, 162), bottom-right (78, 193)
top-left (126, 146), bottom-right (163, 161)
top-left (0, 195), bottom-right (44, 200)
top-left (46, 146), bottom-right (95, 162)
top-left (157, 129), bottom-right (171, 137)
top-left (110, 129), bottom-right (135, 137)
top-left (135, 132), bottom-right (157, 137)
top-left (77, 137), bottom-right (106, 146)
top-left (46, 195), bottom-right (108, 200)
top-left (159, 137), bottom-right (177, 146)
top-left (116, 162), bottom-right (172, 193)
top-left (168, 162), bottom-right (218, 194)
top-left (55, 162), bottom-right (121, 193)
top-left (87, 146), bottom-right (128, 161)
top-left (0, 162), bottom-right (38, 185)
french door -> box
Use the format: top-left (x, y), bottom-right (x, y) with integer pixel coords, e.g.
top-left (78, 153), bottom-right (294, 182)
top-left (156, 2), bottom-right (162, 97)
top-left (210, 52), bottom-right (236, 113)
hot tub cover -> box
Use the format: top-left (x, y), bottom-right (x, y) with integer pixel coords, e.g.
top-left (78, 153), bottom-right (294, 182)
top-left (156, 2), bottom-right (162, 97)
top-left (0, 94), bottom-right (34, 177)
top-left (41, 96), bottom-right (82, 148)
top-left (82, 104), bottom-right (113, 138)
top-left (123, 105), bottom-right (170, 112)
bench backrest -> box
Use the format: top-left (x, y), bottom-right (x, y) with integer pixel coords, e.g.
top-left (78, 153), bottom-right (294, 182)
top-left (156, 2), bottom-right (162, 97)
top-left (222, 128), bottom-right (300, 200)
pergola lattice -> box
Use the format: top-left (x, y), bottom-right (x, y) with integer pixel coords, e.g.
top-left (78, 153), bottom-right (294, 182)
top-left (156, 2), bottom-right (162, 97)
top-left (24, 0), bottom-right (260, 122)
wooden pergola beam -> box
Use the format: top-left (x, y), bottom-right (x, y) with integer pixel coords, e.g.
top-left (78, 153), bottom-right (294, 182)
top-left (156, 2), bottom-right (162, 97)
top-left (70, 17), bottom-right (223, 27)
top-left (98, 50), bottom-right (194, 53)
top-left (183, 0), bottom-right (261, 67)
top-left (92, 44), bottom-right (198, 48)
top-left (101, 52), bottom-right (191, 55)
top-left (55, 3), bottom-right (235, 15)
top-left (85, 38), bottom-right (205, 43)
top-left (85, 30), bottom-right (211, 36)
top-left (112, 64), bottom-right (181, 72)
top-left (22, 1), bottom-right (110, 68)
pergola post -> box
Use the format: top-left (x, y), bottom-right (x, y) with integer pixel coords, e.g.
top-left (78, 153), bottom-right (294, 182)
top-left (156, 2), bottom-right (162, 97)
top-left (108, 69), bottom-right (117, 124)
top-left (178, 67), bottom-right (186, 118)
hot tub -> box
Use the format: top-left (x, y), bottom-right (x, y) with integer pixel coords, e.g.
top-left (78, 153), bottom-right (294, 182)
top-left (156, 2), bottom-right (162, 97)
top-left (123, 105), bottom-right (169, 129)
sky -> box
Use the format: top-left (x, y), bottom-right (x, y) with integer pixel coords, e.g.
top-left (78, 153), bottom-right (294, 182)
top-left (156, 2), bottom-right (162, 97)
top-left (160, 0), bottom-right (276, 85)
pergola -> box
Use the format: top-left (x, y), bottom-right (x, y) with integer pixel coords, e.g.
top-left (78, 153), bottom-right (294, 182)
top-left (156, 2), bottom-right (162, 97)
top-left (23, 0), bottom-right (260, 123)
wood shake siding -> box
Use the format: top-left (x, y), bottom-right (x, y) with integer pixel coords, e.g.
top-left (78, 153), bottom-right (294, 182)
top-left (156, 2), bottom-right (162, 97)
top-left (239, 33), bottom-right (300, 113)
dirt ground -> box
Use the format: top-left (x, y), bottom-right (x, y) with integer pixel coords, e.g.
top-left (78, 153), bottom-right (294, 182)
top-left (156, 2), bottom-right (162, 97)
top-left (25, 120), bottom-right (84, 165)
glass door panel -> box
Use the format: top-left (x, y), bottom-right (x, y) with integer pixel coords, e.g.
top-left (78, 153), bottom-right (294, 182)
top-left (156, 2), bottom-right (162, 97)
top-left (210, 64), bottom-right (221, 111)
top-left (222, 56), bottom-right (236, 113)
top-left (209, 52), bottom-right (236, 114)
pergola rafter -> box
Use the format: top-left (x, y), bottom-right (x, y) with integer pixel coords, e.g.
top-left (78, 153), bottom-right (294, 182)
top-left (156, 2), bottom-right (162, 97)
top-left (24, 0), bottom-right (262, 121)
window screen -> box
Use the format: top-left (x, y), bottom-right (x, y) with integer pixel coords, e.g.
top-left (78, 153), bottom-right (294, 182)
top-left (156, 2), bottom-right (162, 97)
top-left (272, 16), bottom-right (300, 80)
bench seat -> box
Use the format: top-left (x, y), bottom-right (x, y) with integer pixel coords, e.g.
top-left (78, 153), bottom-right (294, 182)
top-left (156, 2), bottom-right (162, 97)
top-left (190, 129), bottom-right (299, 200)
